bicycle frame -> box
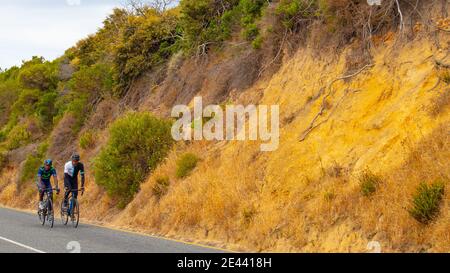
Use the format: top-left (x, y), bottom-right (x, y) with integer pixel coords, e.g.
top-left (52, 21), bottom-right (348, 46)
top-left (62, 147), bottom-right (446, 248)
top-left (38, 187), bottom-right (57, 228)
top-left (62, 189), bottom-right (82, 228)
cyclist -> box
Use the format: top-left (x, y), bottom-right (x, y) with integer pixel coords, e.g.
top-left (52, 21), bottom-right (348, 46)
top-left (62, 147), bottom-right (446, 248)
top-left (37, 159), bottom-right (60, 216)
top-left (63, 154), bottom-right (85, 214)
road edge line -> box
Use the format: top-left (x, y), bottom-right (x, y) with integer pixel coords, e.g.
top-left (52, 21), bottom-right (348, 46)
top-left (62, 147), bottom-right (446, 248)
top-left (0, 235), bottom-right (46, 253)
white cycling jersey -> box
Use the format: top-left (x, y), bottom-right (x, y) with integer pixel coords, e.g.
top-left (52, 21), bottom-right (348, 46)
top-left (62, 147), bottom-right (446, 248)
top-left (64, 161), bottom-right (75, 177)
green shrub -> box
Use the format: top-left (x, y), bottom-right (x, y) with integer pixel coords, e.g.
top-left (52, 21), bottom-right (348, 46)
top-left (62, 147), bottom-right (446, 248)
top-left (243, 23), bottom-right (259, 40)
top-left (18, 57), bottom-right (58, 91)
top-left (409, 181), bottom-right (445, 224)
top-left (4, 124), bottom-right (31, 150)
top-left (10, 88), bottom-right (41, 118)
top-left (54, 92), bottom-right (90, 133)
top-left (152, 176), bottom-right (170, 199)
top-left (79, 130), bottom-right (97, 150)
top-left (20, 154), bottom-right (42, 185)
top-left (70, 8), bottom-right (129, 67)
top-left (35, 91), bottom-right (58, 127)
top-left (114, 9), bottom-right (179, 96)
top-left (251, 35), bottom-right (263, 49)
top-left (359, 170), bottom-right (382, 197)
top-left (276, 0), bottom-right (319, 30)
top-left (69, 64), bottom-right (114, 99)
top-left (0, 80), bottom-right (20, 127)
top-left (93, 112), bottom-right (174, 206)
top-left (176, 153), bottom-right (200, 179)
top-left (180, 0), bottom-right (267, 51)
top-left (19, 141), bottom-right (49, 185)
top-left (239, 0), bottom-right (266, 42)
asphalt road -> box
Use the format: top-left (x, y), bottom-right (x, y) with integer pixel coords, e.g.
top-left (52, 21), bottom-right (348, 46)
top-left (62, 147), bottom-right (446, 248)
top-left (0, 207), bottom-right (225, 253)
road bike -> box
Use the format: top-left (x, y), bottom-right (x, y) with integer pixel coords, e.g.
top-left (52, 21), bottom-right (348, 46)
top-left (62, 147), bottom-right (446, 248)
top-left (61, 189), bottom-right (82, 228)
top-left (37, 188), bottom-right (57, 228)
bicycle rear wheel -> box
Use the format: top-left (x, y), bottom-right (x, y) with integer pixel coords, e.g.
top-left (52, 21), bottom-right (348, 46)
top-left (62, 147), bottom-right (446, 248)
top-left (71, 198), bottom-right (79, 228)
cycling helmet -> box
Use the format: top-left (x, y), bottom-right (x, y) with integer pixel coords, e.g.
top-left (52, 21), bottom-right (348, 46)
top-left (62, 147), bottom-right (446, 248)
top-left (44, 159), bottom-right (53, 166)
top-left (72, 154), bottom-right (80, 161)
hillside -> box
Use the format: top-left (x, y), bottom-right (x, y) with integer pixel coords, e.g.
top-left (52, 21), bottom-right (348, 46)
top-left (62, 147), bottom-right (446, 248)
top-left (0, 0), bottom-right (449, 252)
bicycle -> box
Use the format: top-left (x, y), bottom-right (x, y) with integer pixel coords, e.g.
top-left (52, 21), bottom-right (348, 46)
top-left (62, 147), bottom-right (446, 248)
top-left (37, 188), bottom-right (57, 228)
top-left (61, 189), bottom-right (82, 228)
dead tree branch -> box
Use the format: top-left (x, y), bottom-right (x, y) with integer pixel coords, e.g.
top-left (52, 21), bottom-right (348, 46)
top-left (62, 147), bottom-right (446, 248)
top-left (258, 28), bottom-right (288, 79)
top-left (299, 64), bottom-right (374, 142)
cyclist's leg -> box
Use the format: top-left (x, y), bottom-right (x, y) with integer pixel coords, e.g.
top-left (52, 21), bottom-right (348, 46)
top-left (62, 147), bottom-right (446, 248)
top-left (63, 174), bottom-right (72, 206)
top-left (39, 189), bottom-right (44, 202)
top-left (72, 180), bottom-right (79, 199)
top-left (38, 180), bottom-right (44, 202)
top-left (43, 180), bottom-right (53, 211)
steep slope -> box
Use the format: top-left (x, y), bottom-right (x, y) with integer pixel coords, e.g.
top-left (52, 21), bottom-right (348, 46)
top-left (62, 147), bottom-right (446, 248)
top-left (108, 36), bottom-right (449, 252)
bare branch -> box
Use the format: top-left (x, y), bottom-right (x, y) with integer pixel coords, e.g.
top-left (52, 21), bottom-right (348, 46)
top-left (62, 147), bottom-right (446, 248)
top-left (125, 0), bottom-right (175, 15)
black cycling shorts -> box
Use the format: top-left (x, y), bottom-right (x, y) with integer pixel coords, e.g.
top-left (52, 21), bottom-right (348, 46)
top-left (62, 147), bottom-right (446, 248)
top-left (64, 173), bottom-right (79, 198)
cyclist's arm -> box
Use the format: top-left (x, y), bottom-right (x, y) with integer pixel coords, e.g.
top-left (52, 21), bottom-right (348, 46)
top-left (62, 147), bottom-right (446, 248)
top-left (80, 164), bottom-right (85, 188)
top-left (52, 168), bottom-right (59, 190)
top-left (36, 168), bottom-right (43, 188)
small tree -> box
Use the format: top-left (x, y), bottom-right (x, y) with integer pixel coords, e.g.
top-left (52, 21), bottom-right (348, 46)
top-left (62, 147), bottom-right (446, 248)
top-left (93, 112), bottom-right (173, 207)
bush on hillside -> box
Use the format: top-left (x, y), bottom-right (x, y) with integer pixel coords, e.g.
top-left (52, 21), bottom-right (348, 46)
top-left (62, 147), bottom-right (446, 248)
top-left (69, 64), bottom-right (114, 99)
top-left (180, 0), bottom-right (238, 50)
top-left (359, 170), bottom-right (382, 197)
top-left (152, 175), bottom-right (171, 199)
top-left (180, 0), bottom-right (267, 52)
top-left (409, 181), bottom-right (445, 224)
top-left (35, 91), bottom-right (58, 127)
top-left (4, 124), bottom-right (31, 150)
top-left (176, 153), bottom-right (200, 179)
top-left (18, 57), bottom-right (58, 91)
top-left (19, 141), bottom-right (49, 185)
top-left (93, 112), bottom-right (174, 207)
top-left (54, 92), bottom-right (90, 133)
top-left (69, 8), bottom-right (129, 67)
top-left (5, 87), bottom-right (58, 133)
top-left (10, 88), bottom-right (40, 118)
top-left (114, 9), bottom-right (179, 96)
top-left (0, 80), bottom-right (20, 127)
top-left (79, 130), bottom-right (97, 150)
top-left (276, 0), bottom-right (409, 45)
top-left (276, 0), bottom-right (319, 31)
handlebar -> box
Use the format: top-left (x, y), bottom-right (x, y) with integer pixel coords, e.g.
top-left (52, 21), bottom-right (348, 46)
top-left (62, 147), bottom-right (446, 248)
top-left (38, 188), bottom-right (59, 191)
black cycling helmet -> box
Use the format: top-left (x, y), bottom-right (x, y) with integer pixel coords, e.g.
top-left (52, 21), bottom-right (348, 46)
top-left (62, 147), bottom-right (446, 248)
top-left (72, 154), bottom-right (80, 161)
top-left (44, 159), bottom-right (53, 166)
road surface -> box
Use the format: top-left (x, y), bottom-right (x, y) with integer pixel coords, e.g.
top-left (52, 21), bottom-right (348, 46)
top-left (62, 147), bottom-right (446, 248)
top-left (0, 207), bottom-right (225, 253)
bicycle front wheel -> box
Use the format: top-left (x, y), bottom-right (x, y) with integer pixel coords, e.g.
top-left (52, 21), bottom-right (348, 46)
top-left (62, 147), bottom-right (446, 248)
top-left (71, 198), bottom-right (80, 228)
top-left (48, 199), bottom-right (54, 229)
top-left (38, 203), bottom-right (46, 226)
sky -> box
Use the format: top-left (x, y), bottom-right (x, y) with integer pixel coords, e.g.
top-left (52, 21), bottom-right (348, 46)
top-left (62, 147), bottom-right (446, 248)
top-left (0, 0), bottom-right (125, 69)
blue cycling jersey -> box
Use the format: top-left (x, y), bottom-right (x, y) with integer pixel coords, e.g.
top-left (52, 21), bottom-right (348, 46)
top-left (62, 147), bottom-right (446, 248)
top-left (38, 166), bottom-right (57, 183)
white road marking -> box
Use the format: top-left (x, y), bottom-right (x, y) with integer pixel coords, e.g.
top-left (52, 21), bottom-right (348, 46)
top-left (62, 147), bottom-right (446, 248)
top-left (0, 236), bottom-right (46, 253)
